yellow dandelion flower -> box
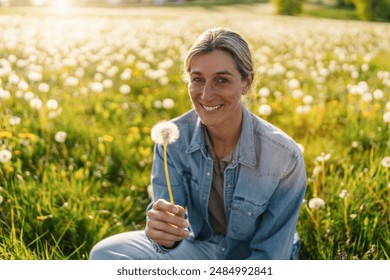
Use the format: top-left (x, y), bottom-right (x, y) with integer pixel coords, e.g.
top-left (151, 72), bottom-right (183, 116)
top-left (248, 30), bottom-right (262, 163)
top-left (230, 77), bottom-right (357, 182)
top-left (0, 131), bottom-right (12, 139)
top-left (102, 135), bottom-right (114, 143)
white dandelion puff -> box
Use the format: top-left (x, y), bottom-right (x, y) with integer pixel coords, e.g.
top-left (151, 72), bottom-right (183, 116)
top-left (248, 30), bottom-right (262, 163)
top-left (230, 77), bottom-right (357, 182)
top-left (0, 149), bottom-right (12, 163)
top-left (381, 156), bottom-right (390, 168)
top-left (46, 99), bottom-right (59, 110)
top-left (119, 84), bottom-right (131, 95)
top-left (29, 98), bottom-right (43, 110)
top-left (316, 152), bottom-right (331, 162)
top-left (339, 189), bottom-right (349, 198)
top-left (383, 112), bottom-right (390, 123)
top-left (151, 121), bottom-right (180, 145)
top-left (162, 98), bottom-right (175, 109)
top-left (258, 104), bottom-right (272, 116)
top-left (55, 131), bottom-right (67, 143)
top-left (308, 197), bottom-right (326, 210)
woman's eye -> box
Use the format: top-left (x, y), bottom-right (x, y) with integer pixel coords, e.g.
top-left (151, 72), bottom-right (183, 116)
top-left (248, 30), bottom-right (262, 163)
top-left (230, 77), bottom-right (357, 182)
top-left (217, 77), bottom-right (228, 83)
top-left (191, 77), bottom-right (203, 83)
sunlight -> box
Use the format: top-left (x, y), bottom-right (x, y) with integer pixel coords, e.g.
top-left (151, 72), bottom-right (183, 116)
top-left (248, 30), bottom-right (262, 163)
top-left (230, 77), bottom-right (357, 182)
top-left (51, 0), bottom-right (72, 10)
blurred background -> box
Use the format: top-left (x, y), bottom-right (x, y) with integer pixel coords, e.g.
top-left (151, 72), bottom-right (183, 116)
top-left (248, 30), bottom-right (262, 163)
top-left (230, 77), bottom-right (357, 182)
top-left (0, 0), bottom-right (389, 260)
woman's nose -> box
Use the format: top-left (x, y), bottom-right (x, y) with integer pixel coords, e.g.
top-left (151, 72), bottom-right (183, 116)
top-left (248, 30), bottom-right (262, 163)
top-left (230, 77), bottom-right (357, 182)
top-left (202, 81), bottom-right (216, 101)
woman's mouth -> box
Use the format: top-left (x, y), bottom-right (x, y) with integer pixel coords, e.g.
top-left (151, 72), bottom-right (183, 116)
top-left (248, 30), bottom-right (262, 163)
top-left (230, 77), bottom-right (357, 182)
top-left (202, 104), bottom-right (223, 112)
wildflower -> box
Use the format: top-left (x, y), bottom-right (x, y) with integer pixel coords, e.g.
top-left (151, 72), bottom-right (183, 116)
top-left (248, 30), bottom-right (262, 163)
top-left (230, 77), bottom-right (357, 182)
top-left (46, 99), bottom-right (59, 110)
top-left (361, 93), bottom-right (373, 103)
top-left (312, 166), bottom-right (322, 177)
top-left (258, 87), bottom-right (270, 97)
top-left (383, 112), bottom-right (390, 123)
top-left (0, 149), bottom-right (12, 163)
top-left (288, 78), bottom-right (300, 89)
top-left (339, 189), bottom-right (349, 198)
top-left (162, 98), bottom-right (175, 109)
top-left (29, 98), bottom-right (43, 110)
top-left (381, 156), bottom-right (390, 168)
top-left (102, 135), bottom-right (114, 143)
top-left (64, 76), bottom-right (79, 87)
top-left (0, 195), bottom-right (3, 205)
top-left (8, 116), bottom-right (21, 126)
top-left (303, 95), bottom-right (314, 105)
top-left (350, 214), bottom-right (357, 219)
top-left (119, 84), bottom-right (131, 95)
top-left (151, 121), bottom-right (180, 145)
top-left (386, 101), bottom-right (390, 111)
top-left (373, 89), bottom-right (384, 100)
top-left (308, 197), bottom-right (325, 210)
top-left (55, 131), bottom-right (67, 143)
top-left (153, 100), bottom-right (162, 109)
top-left (0, 131), bottom-right (12, 139)
top-left (316, 152), bottom-right (331, 162)
top-left (352, 141), bottom-right (359, 148)
top-left (292, 89), bottom-right (303, 99)
top-left (151, 121), bottom-right (180, 204)
top-left (258, 104), bottom-right (272, 116)
top-left (38, 83), bottom-right (49, 93)
top-left (0, 89), bottom-right (10, 99)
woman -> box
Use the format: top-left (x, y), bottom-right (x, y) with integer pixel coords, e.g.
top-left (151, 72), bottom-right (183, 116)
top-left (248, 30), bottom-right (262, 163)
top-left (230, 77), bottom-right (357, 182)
top-left (90, 27), bottom-right (307, 260)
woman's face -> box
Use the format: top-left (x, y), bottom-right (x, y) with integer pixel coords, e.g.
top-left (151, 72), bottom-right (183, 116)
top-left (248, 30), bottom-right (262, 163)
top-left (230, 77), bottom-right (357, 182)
top-left (187, 50), bottom-right (252, 128)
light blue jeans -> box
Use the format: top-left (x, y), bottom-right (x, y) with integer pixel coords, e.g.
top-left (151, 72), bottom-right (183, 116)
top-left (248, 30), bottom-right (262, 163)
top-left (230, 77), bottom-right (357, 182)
top-left (89, 230), bottom-right (301, 260)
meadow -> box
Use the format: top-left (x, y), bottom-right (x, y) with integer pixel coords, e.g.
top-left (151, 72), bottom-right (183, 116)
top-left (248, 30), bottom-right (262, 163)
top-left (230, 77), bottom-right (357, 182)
top-left (0, 4), bottom-right (389, 260)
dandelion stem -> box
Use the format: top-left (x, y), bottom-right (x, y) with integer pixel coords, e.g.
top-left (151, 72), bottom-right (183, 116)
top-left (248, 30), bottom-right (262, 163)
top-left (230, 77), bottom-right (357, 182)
top-left (343, 197), bottom-right (351, 239)
top-left (163, 144), bottom-right (174, 204)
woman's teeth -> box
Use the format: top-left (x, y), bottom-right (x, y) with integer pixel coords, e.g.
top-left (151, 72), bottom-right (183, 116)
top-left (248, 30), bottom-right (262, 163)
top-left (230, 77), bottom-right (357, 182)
top-left (203, 104), bottom-right (222, 111)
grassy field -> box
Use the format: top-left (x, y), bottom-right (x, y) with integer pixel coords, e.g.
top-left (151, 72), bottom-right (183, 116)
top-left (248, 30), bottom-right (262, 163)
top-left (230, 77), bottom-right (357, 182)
top-left (0, 4), bottom-right (389, 260)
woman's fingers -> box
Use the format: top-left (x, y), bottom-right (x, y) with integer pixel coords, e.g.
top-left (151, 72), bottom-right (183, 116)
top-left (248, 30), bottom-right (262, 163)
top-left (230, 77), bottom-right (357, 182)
top-left (145, 199), bottom-right (190, 248)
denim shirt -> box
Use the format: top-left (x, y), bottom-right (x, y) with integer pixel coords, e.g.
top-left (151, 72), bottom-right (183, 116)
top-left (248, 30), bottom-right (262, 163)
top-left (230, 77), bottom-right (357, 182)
top-left (147, 107), bottom-right (307, 259)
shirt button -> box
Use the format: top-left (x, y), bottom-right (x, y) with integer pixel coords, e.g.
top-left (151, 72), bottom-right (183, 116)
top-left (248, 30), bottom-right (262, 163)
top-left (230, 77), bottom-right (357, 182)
top-left (248, 210), bottom-right (253, 216)
top-left (206, 172), bottom-right (211, 176)
top-left (221, 247), bottom-right (226, 252)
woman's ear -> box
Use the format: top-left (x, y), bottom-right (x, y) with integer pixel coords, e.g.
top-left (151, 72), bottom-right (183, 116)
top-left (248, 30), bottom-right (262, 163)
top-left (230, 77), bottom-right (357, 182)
top-left (242, 72), bottom-right (254, 95)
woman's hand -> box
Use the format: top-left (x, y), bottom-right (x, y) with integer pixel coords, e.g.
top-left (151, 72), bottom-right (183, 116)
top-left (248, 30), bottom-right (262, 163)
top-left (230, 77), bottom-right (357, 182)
top-left (145, 199), bottom-right (190, 248)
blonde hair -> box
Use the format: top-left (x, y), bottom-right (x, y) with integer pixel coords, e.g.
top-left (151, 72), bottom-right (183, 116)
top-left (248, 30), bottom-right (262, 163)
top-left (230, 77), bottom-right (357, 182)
top-left (185, 27), bottom-right (253, 81)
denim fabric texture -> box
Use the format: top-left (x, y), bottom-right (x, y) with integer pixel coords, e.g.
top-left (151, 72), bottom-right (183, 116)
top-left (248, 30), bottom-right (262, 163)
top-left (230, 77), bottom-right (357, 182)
top-left (148, 107), bottom-right (307, 259)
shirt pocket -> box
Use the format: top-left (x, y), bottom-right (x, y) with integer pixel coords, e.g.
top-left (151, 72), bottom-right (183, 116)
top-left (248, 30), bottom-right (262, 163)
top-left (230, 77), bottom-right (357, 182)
top-left (230, 196), bottom-right (268, 240)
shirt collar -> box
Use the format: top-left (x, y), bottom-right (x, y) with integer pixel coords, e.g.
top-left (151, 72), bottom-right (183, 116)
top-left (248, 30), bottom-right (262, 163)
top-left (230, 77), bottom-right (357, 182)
top-left (185, 107), bottom-right (257, 168)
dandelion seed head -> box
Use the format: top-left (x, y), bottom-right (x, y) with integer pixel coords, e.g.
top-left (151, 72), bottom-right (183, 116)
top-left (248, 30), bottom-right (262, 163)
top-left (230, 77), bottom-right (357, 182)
top-left (339, 189), bottom-right (349, 198)
top-left (373, 89), bottom-right (384, 100)
top-left (258, 87), bottom-right (270, 97)
top-left (119, 84), bottom-right (131, 95)
top-left (316, 152), bottom-right (331, 162)
top-left (381, 156), bottom-right (390, 168)
top-left (258, 104), bottom-right (272, 116)
top-left (151, 121), bottom-right (180, 145)
top-left (383, 112), bottom-right (390, 123)
top-left (308, 197), bottom-right (325, 210)
top-left (0, 149), bottom-right (12, 163)
top-left (55, 131), bottom-right (67, 143)
top-left (46, 99), bottom-right (59, 110)
top-left (162, 98), bottom-right (175, 109)
top-left (30, 97), bottom-right (43, 110)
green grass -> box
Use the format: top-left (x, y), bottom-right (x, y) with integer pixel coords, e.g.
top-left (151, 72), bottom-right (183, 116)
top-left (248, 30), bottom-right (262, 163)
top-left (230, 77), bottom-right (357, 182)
top-left (302, 6), bottom-right (358, 21)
